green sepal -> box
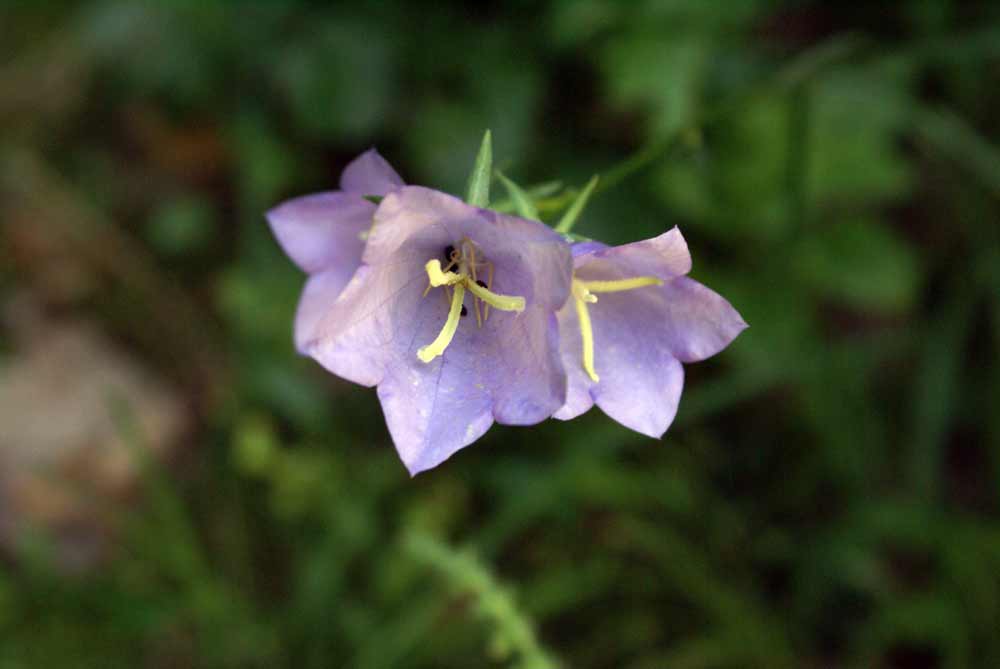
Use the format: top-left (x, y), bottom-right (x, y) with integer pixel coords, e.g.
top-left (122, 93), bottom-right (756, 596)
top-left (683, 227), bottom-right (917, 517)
top-left (465, 129), bottom-right (493, 208)
top-left (553, 175), bottom-right (599, 234)
top-left (495, 171), bottom-right (539, 220)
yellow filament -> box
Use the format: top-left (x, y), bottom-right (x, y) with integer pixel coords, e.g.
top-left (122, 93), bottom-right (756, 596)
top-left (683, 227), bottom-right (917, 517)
top-left (467, 281), bottom-right (525, 312)
top-left (425, 259), bottom-right (463, 287)
top-left (418, 283), bottom-right (466, 363)
top-left (417, 243), bottom-right (526, 363)
top-left (578, 276), bottom-right (663, 293)
top-left (571, 275), bottom-right (662, 382)
top-left (470, 247), bottom-right (483, 327)
top-left (574, 296), bottom-right (599, 382)
top-left (483, 262), bottom-right (495, 321)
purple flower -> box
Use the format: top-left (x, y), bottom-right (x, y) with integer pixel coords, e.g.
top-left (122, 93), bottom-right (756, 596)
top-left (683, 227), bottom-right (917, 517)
top-left (554, 228), bottom-right (747, 437)
top-left (300, 186), bottom-right (572, 475)
top-left (298, 186), bottom-right (572, 475)
top-left (266, 149), bottom-right (404, 352)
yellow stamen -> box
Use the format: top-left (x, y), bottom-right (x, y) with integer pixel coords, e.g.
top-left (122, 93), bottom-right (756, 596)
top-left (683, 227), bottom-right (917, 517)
top-left (425, 259), bottom-right (463, 287)
top-left (418, 283), bottom-right (466, 363)
top-left (467, 281), bottom-right (525, 312)
top-left (571, 275), bottom-right (662, 382)
top-left (484, 262), bottom-right (495, 321)
top-left (470, 247), bottom-right (483, 327)
top-left (417, 241), bottom-right (526, 363)
top-left (578, 276), bottom-right (663, 293)
top-left (574, 296), bottom-right (599, 382)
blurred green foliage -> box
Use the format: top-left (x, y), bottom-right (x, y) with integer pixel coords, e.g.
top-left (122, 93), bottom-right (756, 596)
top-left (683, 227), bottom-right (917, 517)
top-left (2, 1), bottom-right (1000, 668)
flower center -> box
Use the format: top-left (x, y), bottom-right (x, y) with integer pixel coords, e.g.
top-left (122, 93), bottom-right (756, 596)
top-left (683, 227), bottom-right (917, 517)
top-left (571, 275), bottom-right (663, 382)
top-left (417, 239), bottom-right (526, 363)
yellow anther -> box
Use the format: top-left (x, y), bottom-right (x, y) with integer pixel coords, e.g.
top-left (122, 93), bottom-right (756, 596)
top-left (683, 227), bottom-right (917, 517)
top-left (425, 259), bottom-right (463, 287)
top-left (578, 276), bottom-right (663, 293)
top-left (574, 296), bottom-right (599, 382)
top-left (418, 283), bottom-right (466, 363)
top-left (467, 281), bottom-right (525, 312)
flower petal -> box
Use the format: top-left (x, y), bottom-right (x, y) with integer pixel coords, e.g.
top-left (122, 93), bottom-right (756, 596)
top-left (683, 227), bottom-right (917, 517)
top-left (578, 227), bottom-right (691, 277)
top-left (555, 286), bottom-right (685, 437)
top-left (571, 240), bottom-right (608, 258)
top-left (552, 303), bottom-right (596, 421)
top-left (311, 241), bottom-right (568, 472)
top-left (571, 228), bottom-right (745, 363)
top-left (487, 212), bottom-right (573, 311)
top-left (363, 187), bottom-right (472, 265)
top-left (306, 248), bottom-right (431, 388)
top-left (377, 366), bottom-right (494, 476)
top-left (293, 267), bottom-right (357, 354)
top-left (369, 187), bottom-right (573, 309)
top-left (655, 276), bottom-right (748, 363)
top-left (266, 192), bottom-right (373, 275)
top-left (339, 149), bottom-right (405, 197)
top-left (308, 189), bottom-right (572, 474)
top-left (377, 303), bottom-right (564, 475)
top-left (363, 186), bottom-right (572, 311)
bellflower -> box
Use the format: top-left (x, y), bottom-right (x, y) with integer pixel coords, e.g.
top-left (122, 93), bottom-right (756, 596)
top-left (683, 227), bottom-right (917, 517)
top-left (554, 229), bottom-right (747, 437)
top-left (305, 186), bottom-right (572, 475)
top-left (266, 149), bottom-right (404, 352)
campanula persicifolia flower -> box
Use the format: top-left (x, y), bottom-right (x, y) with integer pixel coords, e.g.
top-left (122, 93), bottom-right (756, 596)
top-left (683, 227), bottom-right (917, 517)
top-left (554, 229), bottom-right (747, 437)
top-left (305, 186), bottom-right (573, 475)
top-left (266, 149), bottom-right (404, 352)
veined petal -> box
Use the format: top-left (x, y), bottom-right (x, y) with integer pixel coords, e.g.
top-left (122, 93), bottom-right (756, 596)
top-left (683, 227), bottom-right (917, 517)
top-left (339, 148), bottom-right (405, 197)
top-left (306, 249), bottom-right (431, 388)
top-left (554, 284), bottom-right (685, 437)
top-left (377, 368), bottom-right (494, 476)
top-left (294, 267), bottom-right (357, 353)
top-left (574, 227), bottom-right (692, 278)
top-left (367, 187), bottom-right (573, 311)
top-left (307, 189), bottom-right (572, 474)
top-left (656, 277), bottom-right (748, 363)
top-left (364, 187), bottom-right (474, 265)
top-left (556, 227), bottom-right (745, 437)
top-left (485, 211), bottom-right (573, 310)
top-left (266, 192), bottom-right (373, 275)
top-left (378, 303), bottom-right (565, 475)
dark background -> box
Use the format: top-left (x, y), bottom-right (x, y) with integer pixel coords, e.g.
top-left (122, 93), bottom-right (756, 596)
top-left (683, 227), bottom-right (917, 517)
top-left (2, 2), bottom-right (999, 668)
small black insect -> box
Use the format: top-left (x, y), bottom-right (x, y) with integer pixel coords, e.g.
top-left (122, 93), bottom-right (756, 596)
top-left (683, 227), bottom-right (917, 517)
top-left (460, 305), bottom-right (468, 317)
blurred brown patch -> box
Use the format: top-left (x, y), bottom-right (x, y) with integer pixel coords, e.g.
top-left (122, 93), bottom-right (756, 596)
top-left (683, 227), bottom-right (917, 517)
top-left (0, 295), bottom-right (191, 570)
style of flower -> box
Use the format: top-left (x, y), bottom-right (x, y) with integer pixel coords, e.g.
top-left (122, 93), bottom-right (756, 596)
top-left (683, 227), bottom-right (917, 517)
top-left (304, 186), bottom-right (573, 475)
top-left (266, 149), bottom-right (404, 352)
top-left (554, 229), bottom-right (747, 438)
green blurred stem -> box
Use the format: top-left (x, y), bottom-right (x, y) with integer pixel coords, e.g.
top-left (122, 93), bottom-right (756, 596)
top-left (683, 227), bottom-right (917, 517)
top-left (597, 33), bottom-right (863, 196)
top-left (786, 83), bottom-right (812, 238)
top-left (405, 532), bottom-right (560, 669)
